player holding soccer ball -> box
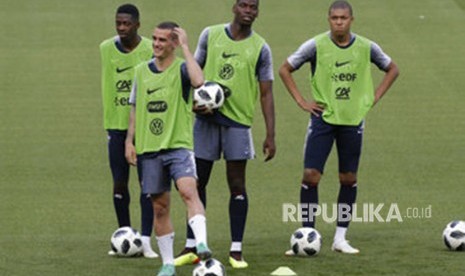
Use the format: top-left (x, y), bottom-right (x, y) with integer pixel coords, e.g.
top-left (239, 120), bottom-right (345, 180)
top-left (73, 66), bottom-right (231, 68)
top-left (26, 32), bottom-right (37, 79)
top-left (279, 0), bottom-right (399, 254)
top-left (125, 22), bottom-right (212, 276)
top-left (99, 4), bottom-right (157, 258)
top-left (175, 0), bottom-right (276, 269)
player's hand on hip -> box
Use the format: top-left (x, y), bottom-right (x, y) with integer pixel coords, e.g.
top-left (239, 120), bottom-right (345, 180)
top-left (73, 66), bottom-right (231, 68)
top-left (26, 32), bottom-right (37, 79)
top-left (125, 142), bottom-right (137, 166)
top-left (300, 100), bottom-right (324, 116)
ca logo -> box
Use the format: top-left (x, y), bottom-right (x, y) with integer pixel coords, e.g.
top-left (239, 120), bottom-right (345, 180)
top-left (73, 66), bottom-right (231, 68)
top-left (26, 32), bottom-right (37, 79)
top-left (116, 80), bottom-right (132, 92)
top-left (335, 87), bottom-right (351, 100)
top-left (149, 119), bottom-right (164, 135)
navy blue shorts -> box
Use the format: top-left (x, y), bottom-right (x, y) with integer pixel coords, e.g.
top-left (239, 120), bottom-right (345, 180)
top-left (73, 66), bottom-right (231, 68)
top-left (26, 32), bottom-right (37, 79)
top-left (303, 115), bottom-right (364, 174)
top-left (107, 130), bottom-right (141, 185)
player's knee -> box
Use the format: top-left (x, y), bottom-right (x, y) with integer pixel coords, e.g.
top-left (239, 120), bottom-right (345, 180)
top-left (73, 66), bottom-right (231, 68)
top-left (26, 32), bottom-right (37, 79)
top-left (302, 169), bottom-right (321, 186)
top-left (228, 179), bottom-right (246, 195)
top-left (339, 172), bottom-right (357, 186)
top-left (179, 188), bottom-right (196, 203)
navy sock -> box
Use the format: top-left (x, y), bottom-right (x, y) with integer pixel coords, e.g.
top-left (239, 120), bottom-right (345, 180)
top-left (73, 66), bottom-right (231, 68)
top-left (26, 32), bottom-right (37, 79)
top-left (186, 228), bottom-right (195, 241)
top-left (300, 183), bottom-right (318, 228)
top-left (229, 193), bottom-right (248, 242)
top-left (140, 193), bottom-right (153, 236)
top-left (114, 190), bottom-right (130, 227)
top-left (337, 184), bottom-right (357, 228)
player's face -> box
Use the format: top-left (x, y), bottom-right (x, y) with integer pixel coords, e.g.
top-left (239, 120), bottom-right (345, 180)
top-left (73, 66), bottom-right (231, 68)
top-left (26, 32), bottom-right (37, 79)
top-left (233, 0), bottom-right (259, 26)
top-left (152, 28), bottom-right (176, 59)
top-left (328, 8), bottom-right (353, 37)
top-left (115, 13), bottom-right (139, 40)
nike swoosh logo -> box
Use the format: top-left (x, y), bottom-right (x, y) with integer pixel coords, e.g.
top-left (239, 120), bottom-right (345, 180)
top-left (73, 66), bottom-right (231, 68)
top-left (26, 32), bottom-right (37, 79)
top-left (116, 66), bottom-right (132, 73)
top-left (147, 87), bottom-right (163, 94)
top-left (335, 61), bottom-right (351, 67)
top-left (222, 52), bottom-right (239, 59)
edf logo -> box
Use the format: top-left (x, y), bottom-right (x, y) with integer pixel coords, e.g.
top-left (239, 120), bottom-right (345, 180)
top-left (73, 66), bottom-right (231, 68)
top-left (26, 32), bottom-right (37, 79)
top-left (114, 96), bottom-right (130, 106)
top-left (331, 73), bottom-right (357, 82)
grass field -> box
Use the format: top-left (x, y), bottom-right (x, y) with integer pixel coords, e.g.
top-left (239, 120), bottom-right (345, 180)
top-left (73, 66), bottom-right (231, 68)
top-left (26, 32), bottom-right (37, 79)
top-left (1, 0), bottom-right (465, 275)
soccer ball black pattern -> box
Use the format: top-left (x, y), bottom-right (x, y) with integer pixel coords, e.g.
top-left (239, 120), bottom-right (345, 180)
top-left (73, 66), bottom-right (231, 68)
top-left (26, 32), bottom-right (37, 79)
top-left (290, 227), bottom-right (322, 256)
top-left (110, 226), bottom-right (143, 257)
top-left (443, 220), bottom-right (465, 251)
top-left (192, 258), bottom-right (226, 276)
top-left (194, 81), bottom-right (225, 110)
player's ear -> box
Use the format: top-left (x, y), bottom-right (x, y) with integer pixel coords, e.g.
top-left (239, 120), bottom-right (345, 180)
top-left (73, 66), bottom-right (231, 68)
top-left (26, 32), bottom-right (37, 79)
top-left (131, 18), bottom-right (140, 29)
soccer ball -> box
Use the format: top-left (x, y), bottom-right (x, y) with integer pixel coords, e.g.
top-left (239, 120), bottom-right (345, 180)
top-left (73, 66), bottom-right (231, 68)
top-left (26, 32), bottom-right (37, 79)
top-left (110, 226), bottom-right (143, 257)
top-left (192, 258), bottom-right (226, 276)
top-left (194, 81), bottom-right (225, 110)
top-left (443, 220), bottom-right (465, 251)
top-left (290, 227), bottom-right (322, 256)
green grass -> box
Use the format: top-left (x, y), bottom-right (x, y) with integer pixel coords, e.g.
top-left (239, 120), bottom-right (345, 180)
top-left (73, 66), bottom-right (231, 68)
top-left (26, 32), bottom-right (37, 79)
top-left (1, 0), bottom-right (465, 275)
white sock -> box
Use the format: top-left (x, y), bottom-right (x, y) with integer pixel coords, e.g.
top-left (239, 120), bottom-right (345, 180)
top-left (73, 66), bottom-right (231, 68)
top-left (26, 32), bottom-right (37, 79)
top-left (188, 214), bottom-right (207, 246)
top-left (156, 233), bottom-right (175, 265)
top-left (230, 242), bottom-right (242, 252)
top-left (334, 226), bottom-right (347, 243)
top-left (141, 236), bottom-right (152, 249)
top-left (185, 239), bottom-right (196, 248)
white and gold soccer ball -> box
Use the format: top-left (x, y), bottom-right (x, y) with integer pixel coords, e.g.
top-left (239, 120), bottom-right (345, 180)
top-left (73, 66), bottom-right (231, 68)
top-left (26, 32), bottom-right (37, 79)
top-left (110, 226), bottom-right (143, 257)
top-left (194, 81), bottom-right (225, 111)
top-left (443, 220), bottom-right (465, 251)
top-left (290, 227), bottom-right (322, 256)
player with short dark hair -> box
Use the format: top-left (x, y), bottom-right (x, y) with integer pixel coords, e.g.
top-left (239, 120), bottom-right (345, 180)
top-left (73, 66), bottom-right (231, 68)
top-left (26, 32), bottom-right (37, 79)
top-left (279, 0), bottom-right (399, 254)
top-left (125, 21), bottom-right (212, 276)
top-left (99, 3), bottom-right (157, 258)
top-left (175, 0), bottom-right (276, 269)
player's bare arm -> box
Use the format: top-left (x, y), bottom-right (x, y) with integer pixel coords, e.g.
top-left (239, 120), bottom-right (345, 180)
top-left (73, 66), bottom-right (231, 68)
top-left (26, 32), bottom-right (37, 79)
top-left (279, 61), bottom-right (324, 116)
top-left (173, 27), bottom-right (204, 89)
top-left (173, 27), bottom-right (206, 113)
top-left (125, 105), bottom-right (137, 166)
top-left (259, 80), bottom-right (276, 162)
top-left (373, 61), bottom-right (399, 106)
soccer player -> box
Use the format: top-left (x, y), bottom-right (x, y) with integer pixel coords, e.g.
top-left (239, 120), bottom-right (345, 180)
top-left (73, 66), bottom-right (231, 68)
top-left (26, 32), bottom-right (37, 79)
top-left (279, 0), bottom-right (399, 254)
top-left (175, 0), bottom-right (276, 269)
top-left (125, 22), bottom-right (212, 276)
top-left (99, 4), bottom-right (158, 258)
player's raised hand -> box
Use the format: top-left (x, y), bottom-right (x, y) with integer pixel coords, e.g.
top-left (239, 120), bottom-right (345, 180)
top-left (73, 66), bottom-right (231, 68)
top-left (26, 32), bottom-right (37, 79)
top-left (173, 27), bottom-right (188, 48)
